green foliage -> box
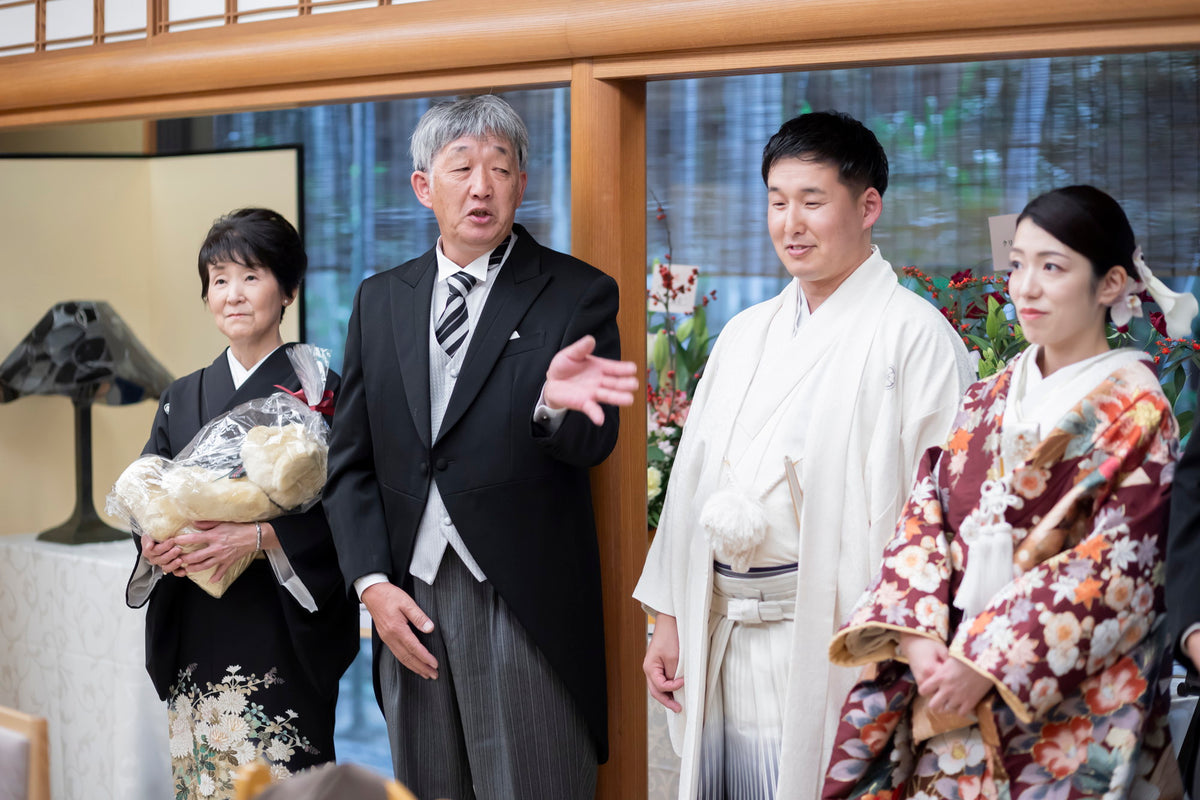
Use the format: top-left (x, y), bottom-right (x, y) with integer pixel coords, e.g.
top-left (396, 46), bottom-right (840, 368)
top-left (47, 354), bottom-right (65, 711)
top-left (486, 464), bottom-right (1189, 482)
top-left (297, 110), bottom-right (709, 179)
top-left (902, 266), bottom-right (1200, 440)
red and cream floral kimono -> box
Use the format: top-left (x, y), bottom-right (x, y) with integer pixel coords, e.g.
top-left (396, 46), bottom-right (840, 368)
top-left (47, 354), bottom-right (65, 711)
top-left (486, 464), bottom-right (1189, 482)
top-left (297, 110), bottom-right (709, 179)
top-left (825, 347), bottom-right (1181, 800)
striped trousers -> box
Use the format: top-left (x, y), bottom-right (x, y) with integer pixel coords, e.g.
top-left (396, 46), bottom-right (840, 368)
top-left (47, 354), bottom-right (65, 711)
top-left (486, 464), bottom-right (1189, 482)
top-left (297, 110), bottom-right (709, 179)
top-left (379, 550), bottom-right (597, 800)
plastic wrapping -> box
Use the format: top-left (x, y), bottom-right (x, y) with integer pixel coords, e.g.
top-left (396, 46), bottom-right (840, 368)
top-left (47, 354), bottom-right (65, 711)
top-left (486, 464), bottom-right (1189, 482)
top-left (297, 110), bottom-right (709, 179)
top-left (106, 344), bottom-right (333, 598)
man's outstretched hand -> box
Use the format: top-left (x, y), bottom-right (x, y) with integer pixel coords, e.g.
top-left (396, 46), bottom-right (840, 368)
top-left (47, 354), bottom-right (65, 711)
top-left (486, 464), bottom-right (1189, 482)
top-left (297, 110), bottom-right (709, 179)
top-left (544, 335), bottom-right (638, 426)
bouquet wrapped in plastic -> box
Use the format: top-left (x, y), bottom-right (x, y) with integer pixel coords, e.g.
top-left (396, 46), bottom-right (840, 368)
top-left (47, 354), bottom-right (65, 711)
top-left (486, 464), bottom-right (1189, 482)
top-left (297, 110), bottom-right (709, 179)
top-left (107, 344), bottom-right (333, 598)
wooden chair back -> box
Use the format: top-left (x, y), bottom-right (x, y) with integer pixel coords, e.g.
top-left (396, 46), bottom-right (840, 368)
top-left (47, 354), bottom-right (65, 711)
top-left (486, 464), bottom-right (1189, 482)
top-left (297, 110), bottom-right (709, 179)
top-left (0, 705), bottom-right (49, 800)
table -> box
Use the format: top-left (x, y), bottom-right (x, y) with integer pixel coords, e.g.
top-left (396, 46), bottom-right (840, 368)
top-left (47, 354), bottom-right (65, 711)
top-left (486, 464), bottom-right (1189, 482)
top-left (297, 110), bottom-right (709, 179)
top-left (0, 534), bottom-right (170, 800)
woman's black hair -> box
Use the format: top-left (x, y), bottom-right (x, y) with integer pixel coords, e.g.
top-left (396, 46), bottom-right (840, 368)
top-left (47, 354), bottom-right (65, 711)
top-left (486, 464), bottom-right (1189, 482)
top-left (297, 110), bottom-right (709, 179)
top-left (1015, 185), bottom-right (1135, 281)
top-left (197, 208), bottom-right (306, 319)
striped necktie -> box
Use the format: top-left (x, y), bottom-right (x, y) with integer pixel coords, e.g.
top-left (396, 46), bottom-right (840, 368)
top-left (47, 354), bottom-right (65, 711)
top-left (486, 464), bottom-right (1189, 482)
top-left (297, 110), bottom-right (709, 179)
top-left (435, 236), bottom-right (510, 357)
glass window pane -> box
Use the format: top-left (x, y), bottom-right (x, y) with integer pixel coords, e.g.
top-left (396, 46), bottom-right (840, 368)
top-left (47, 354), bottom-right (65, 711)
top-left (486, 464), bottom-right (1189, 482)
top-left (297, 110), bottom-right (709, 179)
top-left (239, 8), bottom-right (299, 22)
top-left (157, 87), bottom-right (571, 372)
top-left (170, 0), bottom-right (222, 24)
top-left (168, 18), bottom-right (224, 29)
top-left (105, 0), bottom-right (147, 33)
top-left (647, 51), bottom-right (1200, 332)
top-left (312, 1), bottom-right (378, 13)
top-left (237, 0), bottom-right (297, 22)
top-left (0, 5), bottom-right (36, 49)
top-left (45, 0), bottom-right (92, 40)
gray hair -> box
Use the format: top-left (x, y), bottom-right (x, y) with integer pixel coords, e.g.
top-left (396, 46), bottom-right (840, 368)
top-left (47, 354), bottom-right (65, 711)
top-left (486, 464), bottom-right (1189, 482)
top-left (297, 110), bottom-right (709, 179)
top-left (410, 95), bottom-right (530, 172)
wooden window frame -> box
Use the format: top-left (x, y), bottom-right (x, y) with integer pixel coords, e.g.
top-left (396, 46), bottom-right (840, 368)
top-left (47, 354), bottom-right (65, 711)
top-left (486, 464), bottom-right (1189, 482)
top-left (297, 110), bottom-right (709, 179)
top-left (0, 0), bottom-right (397, 54)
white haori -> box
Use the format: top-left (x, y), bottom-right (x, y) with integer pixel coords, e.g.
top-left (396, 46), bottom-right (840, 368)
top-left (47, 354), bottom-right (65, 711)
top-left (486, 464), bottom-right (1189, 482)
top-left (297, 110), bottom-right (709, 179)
top-left (953, 345), bottom-right (1150, 617)
top-left (635, 247), bottom-right (973, 800)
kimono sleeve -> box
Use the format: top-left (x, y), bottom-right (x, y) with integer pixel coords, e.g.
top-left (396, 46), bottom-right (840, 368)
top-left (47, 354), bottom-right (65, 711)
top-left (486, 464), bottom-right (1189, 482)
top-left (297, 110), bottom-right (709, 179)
top-left (829, 443), bottom-right (956, 665)
top-left (633, 319), bottom-right (729, 619)
top-left (142, 387), bottom-right (174, 459)
top-left (267, 370), bottom-right (348, 612)
top-left (949, 387), bottom-right (1177, 724)
top-left (127, 385), bottom-right (176, 605)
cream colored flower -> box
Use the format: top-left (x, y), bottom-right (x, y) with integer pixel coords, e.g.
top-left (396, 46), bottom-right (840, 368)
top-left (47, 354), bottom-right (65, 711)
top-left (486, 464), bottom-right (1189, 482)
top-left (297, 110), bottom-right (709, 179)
top-left (266, 738), bottom-right (294, 762)
top-left (933, 733), bottom-right (986, 774)
top-left (1047, 645), bottom-right (1080, 676)
top-left (215, 690), bottom-right (247, 717)
top-left (219, 714), bottom-right (250, 746)
top-left (204, 720), bottom-right (235, 751)
top-left (198, 773), bottom-right (217, 797)
top-left (914, 595), bottom-right (943, 630)
top-left (1132, 584), bottom-right (1154, 616)
top-left (890, 545), bottom-right (929, 580)
top-left (647, 466), bottom-right (663, 501)
top-left (1043, 612), bottom-right (1082, 650)
top-left (234, 741), bottom-right (258, 766)
top-left (169, 728), bottom-right (193, 760)
top-left (1088, 618), bottom-right (1122, 673)
top-left (1106, 576), bottom-right (1135, 611)
top-left (1105, 726), bottom-right (1136, 752)
top-left (1030, 676), bottom-right (1061, 715)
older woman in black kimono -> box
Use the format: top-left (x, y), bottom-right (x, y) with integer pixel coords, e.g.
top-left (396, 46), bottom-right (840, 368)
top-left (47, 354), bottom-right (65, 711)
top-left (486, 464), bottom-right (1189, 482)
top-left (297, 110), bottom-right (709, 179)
top-left (125, 208), bottom-right (359, 800)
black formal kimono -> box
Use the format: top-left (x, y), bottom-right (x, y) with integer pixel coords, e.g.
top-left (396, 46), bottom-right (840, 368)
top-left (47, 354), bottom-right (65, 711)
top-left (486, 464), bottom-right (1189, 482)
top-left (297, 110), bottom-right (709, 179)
top-left (126, 344), bottom-right (359, 800)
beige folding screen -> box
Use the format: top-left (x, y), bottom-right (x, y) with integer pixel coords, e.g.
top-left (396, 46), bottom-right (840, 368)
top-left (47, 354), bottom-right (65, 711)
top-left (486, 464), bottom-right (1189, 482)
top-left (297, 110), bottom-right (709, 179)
top-left (0, 148), bottom-right (300, 536)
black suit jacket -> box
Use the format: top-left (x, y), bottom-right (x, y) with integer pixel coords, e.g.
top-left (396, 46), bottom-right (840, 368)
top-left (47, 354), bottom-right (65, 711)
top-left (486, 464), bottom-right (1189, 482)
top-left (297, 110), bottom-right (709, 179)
top-left (325, 224), bottom-right (618, 760)
top-left (1168, 429), bottom-right (1200, 670)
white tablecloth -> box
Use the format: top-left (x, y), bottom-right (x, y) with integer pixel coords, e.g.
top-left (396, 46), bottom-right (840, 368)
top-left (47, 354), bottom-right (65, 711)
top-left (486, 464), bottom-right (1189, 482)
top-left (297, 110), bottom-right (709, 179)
top-left (0, 534), bottom-right (170, 800)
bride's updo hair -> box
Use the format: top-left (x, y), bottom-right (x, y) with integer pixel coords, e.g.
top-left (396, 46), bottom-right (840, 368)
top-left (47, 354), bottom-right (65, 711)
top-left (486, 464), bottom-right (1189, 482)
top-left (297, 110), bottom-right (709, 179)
top-left (1016, 185), bottom-right (1135, 282)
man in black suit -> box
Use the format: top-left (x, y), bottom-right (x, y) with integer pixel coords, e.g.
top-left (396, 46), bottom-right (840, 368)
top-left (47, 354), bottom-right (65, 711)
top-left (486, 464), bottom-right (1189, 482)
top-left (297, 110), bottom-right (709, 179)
top-left (1167, 432), bottom-right (1200, 798)
top-left (324, 95), bottom-right (637, 800)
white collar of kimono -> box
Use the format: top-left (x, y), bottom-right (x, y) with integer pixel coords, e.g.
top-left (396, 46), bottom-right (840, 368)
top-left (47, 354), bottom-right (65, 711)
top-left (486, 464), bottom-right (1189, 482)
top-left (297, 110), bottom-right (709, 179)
top-left (1006, 345), bottom-right (1150, 441)
top-left (790, 245), bottom-right (882, 335)
top-left (226, 345), bottom-right (283, 390)
top-left (702, 246), bottom-right (897, 569)
top-left (956, 344), bottom-right (1149, 617)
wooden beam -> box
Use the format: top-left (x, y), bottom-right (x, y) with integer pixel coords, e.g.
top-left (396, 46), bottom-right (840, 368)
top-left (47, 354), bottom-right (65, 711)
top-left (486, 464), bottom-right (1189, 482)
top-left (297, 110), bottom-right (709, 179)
top-left (0, 63), bottom-right (573, 130)
top-left (0, 0), bottom-right (1197, 124)
top-left (593, 17), bottom-right (1200, 80)
top-left (571, 61), bottom-right (648, 800)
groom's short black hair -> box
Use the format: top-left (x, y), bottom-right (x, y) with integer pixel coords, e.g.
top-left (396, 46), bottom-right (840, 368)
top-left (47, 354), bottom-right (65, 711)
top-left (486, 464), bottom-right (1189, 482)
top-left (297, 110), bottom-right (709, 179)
top-left (761, 110), bottom-right (889, 197)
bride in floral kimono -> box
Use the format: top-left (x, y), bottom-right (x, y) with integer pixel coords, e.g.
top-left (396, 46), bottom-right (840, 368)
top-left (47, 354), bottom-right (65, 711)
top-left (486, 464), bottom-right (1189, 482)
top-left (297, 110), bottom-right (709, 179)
top-left (824, 185), bottom-right (1199, 800)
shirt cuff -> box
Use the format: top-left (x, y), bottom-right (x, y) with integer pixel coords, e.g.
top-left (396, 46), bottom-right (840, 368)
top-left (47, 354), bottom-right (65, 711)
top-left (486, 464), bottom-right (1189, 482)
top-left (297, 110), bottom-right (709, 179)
top-left (533, 384), bottom-right (568, 434)
top-left (354, 572), bottom-right (390, 601)
top-left (1182, 623), bottom-right (1200, 657)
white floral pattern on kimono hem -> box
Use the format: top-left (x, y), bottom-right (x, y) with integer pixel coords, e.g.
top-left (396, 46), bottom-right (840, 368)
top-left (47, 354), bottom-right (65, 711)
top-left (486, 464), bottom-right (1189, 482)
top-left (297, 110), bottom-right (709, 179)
top-left (167, 664), bottom-right (316, 800)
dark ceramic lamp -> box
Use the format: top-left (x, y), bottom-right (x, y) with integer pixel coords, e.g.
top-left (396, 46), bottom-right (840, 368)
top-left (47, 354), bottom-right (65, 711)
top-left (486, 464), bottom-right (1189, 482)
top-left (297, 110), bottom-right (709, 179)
top-left (0, 301), bottom-right (173, 544)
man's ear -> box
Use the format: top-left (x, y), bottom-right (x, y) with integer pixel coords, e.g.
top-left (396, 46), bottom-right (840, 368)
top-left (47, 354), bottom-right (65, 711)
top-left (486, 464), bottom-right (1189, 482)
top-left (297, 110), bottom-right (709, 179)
top-left (860, 187), bottom-right (883, 231)
top-left (411, 171), bottom-right (434, 210)
top-left (515, 171), bottom-right (528, 210)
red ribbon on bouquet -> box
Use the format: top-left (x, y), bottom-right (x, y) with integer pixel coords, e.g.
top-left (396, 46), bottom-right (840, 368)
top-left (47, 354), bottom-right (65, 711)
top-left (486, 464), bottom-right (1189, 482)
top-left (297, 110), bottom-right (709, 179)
top-left (274, 385), bottom-right (335, 417)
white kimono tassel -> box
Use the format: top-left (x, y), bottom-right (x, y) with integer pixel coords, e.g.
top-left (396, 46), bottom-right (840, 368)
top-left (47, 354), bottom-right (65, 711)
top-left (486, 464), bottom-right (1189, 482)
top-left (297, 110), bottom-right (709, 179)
top-left (953, 479), bottom-right (1022, 618)
top-left (700, 487), bottom-right (769, 574)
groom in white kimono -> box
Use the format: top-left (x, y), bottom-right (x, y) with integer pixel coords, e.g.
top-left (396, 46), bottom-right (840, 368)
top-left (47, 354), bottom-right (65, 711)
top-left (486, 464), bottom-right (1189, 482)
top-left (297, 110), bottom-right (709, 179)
top-left (635, 111), bottom-right (973, 799)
